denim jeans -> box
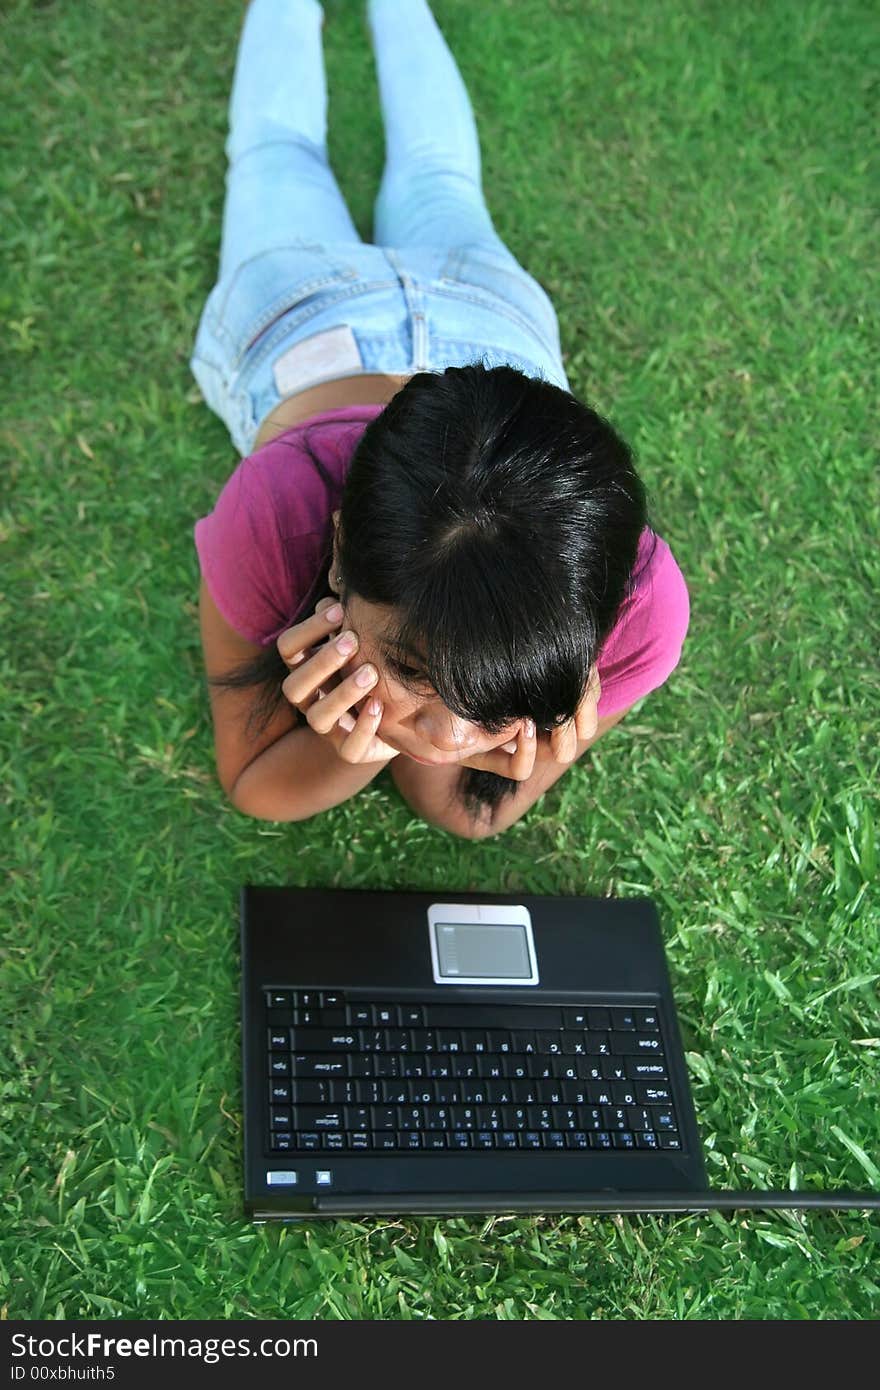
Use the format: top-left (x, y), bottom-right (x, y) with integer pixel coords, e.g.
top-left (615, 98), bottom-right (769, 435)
top-left (190, 0), bottom-right (570, 457)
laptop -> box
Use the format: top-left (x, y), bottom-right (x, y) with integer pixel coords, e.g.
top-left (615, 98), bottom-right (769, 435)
top-left (241, 886), bottom-right (708, 1219)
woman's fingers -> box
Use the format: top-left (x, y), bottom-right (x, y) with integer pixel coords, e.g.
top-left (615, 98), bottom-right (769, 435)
top-left (550, 668), bottom-right (602, 758)
top-left (277, 600), bottom-right (344, 668)
top-left (550, 716), bottom-right (579, 764)
top-left (337, 697), bottom-right (400, 764)
top-left (573, 668), bottom-right (601, 742)
top-left (281, 627), bottom-right (361, 710)
top-left (305, 664), bottom-right (378, 735)
top-left (507, 718), bottom-right (537, 780)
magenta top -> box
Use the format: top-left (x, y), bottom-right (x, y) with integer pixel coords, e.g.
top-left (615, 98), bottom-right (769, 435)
top-left (194, 405), bottom-right (691, 719)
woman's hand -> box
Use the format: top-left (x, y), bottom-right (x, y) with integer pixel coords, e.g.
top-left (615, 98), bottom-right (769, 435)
top-left (458, 666), bottom-right (602, 781)
top-left (277, 597), bottom-right (400, 765)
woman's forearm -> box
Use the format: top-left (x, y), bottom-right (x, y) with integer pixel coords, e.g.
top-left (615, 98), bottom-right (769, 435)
top-left (230, 722), bottom-right (392, 822)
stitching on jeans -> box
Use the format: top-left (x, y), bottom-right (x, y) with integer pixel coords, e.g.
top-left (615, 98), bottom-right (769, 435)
top-left (238, 279), bottom-right (401, 377)
top-left (213, 271), bottom-right (361, 359)
top-left (431, 282), bottom-right (560, 361)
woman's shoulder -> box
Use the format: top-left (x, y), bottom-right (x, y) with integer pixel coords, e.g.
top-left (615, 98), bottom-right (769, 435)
top-left (596, 527), bottom-right (690, 717)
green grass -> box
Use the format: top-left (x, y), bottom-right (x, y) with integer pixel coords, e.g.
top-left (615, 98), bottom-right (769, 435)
top-left (1, 0), bottom-right (878, 1320)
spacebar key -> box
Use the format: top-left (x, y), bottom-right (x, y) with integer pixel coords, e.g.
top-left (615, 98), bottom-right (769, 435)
top-left (422, 1005), bottom-right (562, 1028)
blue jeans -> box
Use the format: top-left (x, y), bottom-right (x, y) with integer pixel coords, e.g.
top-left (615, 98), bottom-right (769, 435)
top-left (190, 0), bottom-right (570, 457)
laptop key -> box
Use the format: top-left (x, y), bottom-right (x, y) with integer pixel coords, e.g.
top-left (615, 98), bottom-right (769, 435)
top-left (507, 1056), bottom-right (530, 1080)
top-left (399, 1131), bottom-right (422, 1149)
top-left (460, 1081), bottom-right (487, 1104)
top-left (628, 1060), bottom-right (667, 1081)
top-left (349, 1080), bottom-right (381, 1105)
top-left (319, 992), bottom-right (344, 1008)
top-left (271, 1134), bottom-right (293, 1151)
top-left (609, 1008), bottom-right (636, 1031)
top-left (350, 1133), bottom-right (371, 1150)
top-left (291, 1107), bottom-right (342, 1130)
top-left (402, 1054), bottom-right (429, 1079)
top-left (590, 1131), bottom-right (612, 1149)
top-left (627, 1107), bottom-right (653, 1132)
top-left (374, 1056), bottom-right (402, 1079)
top-left (611, 1033), bottom-right (664, 1056)
top-left (637, 1084), bottom-right (672, 1104)
top-left (322, 1132), bottom-right (348, 1150)
top-left (543, 1132), bottom-right (566, 1149)
top-left (590, 1084), bottom-right (614, 1107)
top-left (586, 1008), bottom-right (611, 1030)
top-left (381, 1082), bottom-right (411, 1105)
top-left (613, 1131), bottom-right (636, 1149)
top-left (636, 1131), bottom-right (659, 1149)
top-left (295, 1080), bottom-right (330, 1104)
top-left (451, 1131), bottom-right (471, 1149)
top-left (635, 1009), bottom-right (659, 1031)
top-left (398, 1107), bottom-right (424, 1132)
top-left (474, 1131), bottom-right (494, 1149)
top-left (496, 1132), bottom-right (518, 1149)
top-left (526, 1107), bottom-right (553, 1130)
top-left (602, 1107), bottom-right (629, 1130)
top-left (658, 1133), bottom-right (682, 1149)
top-left (373, 1132), bottom-right (397, 1150)
top-left (423, 1005), bottom-right (562, 1029)
top-left (652, 1109), bottom-right (677, 1130)
top-left (296, 1132), bottom-right (320, 1151)
top-left (600, 1059), bottom-right (626, 1082)
top-left (565, 1132), bottom-right (590, 1149)
top-left (452, 1054), bottom-right (479, 1079)
top-left (425, 1134), bottom-right (447, 1150)
top-left (292, 1054), bottom-right (348, 1079)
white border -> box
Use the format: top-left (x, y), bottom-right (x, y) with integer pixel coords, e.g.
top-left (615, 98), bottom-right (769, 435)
top-left (427, 903), bottom-right (539, 986)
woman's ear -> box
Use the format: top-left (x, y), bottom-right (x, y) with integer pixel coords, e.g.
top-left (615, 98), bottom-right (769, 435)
top-left (330, 511), bottom-right (342, 591)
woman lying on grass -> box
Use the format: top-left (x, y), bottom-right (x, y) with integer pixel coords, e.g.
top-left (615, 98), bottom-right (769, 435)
top-left (193, 0), bottom-right (689, 838)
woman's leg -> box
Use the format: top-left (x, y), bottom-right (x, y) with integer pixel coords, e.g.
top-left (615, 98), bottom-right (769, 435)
top-left (218, 0), bottom-right (361, 283)
top-left (368, 0), bottom-right (512, 254)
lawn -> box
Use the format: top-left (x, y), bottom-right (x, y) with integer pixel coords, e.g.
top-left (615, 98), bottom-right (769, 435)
top-left (1, 0), bottom-right (878, 1319)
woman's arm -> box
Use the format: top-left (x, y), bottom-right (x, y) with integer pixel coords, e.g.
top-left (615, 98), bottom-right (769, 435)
top-left (389, 706), bottom-right (632, 839)
top-left (200, 579), bottom-right (388, 821)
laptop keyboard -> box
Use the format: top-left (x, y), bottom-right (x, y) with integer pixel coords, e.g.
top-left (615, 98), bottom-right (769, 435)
top-left (263, 990), bottom-right (684, 1155)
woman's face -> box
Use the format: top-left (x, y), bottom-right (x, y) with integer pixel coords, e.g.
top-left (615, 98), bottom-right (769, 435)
top-left (337, 591), bottom-right (522, 767)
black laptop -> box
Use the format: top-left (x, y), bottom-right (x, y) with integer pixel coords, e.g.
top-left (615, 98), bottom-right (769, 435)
top-left (241, 886), bottom-right (707, 1219)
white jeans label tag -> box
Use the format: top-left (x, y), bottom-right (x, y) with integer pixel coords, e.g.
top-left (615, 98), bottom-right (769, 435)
top-left (272, 324), bottom-right (364, 397)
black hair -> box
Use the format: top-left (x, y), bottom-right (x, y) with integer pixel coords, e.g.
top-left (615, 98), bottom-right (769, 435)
top-left (209, 362), bottom-right (655, 823)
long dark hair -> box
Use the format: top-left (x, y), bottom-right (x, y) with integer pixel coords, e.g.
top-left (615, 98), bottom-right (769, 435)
top-left (210, 363), bottom-right (655, 821)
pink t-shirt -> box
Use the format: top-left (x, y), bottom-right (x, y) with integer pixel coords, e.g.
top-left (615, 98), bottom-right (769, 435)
top-left (194, 405), bottom-right (690, 719)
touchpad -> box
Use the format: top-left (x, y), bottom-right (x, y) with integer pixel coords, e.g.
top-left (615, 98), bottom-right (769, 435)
top-left (428, 904), bottom-right (538, 985)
